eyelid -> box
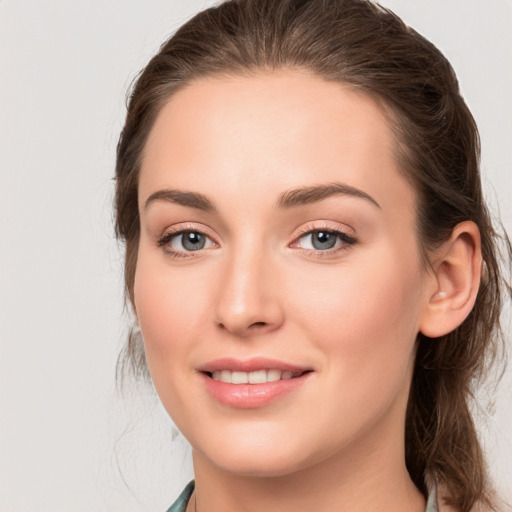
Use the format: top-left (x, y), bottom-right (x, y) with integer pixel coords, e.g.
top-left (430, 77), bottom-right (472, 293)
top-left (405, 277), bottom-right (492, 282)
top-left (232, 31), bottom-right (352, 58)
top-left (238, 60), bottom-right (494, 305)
top-left (290, 221), bottom-right (356, 242)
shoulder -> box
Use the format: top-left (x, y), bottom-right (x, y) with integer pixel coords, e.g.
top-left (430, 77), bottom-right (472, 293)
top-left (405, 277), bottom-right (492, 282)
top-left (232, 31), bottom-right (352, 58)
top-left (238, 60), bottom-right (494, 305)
top-left (165, 480), bottom-right (195, 512)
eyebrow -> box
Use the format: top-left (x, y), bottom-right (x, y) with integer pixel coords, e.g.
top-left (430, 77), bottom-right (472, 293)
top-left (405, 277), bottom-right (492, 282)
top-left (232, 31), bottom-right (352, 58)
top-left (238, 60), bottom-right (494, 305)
top-left (277, 182), bottom-right (381, 209)
top-left (144, 182), bottom-right (380, 212)
top-left (144, 189), bottom-right (216, 211)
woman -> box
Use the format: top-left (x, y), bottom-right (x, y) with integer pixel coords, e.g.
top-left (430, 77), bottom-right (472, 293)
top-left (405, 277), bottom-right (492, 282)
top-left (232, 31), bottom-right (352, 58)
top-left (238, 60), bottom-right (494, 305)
top-left (114, 0), bottom-right (511, 511)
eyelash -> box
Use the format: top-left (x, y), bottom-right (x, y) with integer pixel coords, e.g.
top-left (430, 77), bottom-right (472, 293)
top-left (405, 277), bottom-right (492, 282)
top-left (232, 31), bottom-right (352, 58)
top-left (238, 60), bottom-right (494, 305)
top-left (156, 224), bottom-right (357, 259)
top-left (157, 224), bottom-right (217, 259)
top-left (291, 225), bottom-right (357, 258)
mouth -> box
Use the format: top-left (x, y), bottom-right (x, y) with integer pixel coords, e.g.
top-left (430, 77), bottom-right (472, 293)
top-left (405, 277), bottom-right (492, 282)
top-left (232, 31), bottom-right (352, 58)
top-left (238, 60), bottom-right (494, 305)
top-left (198, 358), bottom-right (313, 408)
top-left (206, 369), bottom-right (308, 384)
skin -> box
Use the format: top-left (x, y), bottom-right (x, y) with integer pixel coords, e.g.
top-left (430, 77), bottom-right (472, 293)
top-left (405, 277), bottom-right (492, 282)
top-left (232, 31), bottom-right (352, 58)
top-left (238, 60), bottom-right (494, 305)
top-left (134, 70), bottom-right (480, 512)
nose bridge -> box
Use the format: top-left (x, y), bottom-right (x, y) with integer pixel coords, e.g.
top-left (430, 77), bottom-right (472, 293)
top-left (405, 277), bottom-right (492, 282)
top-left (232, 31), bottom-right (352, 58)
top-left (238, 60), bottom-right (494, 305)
top-left (214, 234), bottom-right (282, 336)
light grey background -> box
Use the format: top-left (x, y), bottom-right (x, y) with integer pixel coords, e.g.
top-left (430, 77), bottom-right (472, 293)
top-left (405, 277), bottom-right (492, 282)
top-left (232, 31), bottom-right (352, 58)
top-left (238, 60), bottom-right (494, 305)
top-left (0, 1), bottom-right (510, 511)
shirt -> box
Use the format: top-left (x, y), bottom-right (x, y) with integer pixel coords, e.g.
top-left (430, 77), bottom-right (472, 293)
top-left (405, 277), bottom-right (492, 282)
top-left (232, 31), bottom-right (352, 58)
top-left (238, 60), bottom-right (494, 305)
top-left (165, 480), bottom-right (439, 512)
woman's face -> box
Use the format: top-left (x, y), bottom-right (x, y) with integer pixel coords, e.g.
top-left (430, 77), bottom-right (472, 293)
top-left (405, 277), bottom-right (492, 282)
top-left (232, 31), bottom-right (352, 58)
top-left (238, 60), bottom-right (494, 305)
top-left (134, 70), bottom-right (436, 477)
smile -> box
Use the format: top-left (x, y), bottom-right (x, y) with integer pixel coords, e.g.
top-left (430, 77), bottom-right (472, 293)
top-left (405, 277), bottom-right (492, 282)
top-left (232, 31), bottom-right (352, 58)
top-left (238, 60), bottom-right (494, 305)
top-left (210, 369), bottom-right (305, 384)
top-left (199, 358), bottom-right (313, 408)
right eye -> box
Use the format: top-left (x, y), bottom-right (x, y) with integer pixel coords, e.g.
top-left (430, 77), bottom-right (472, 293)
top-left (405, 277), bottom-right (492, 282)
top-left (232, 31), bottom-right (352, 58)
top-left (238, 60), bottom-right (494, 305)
top-left (158, 230), bottom-right (216, 256)
top-left (297, 230), bottom-right (344, 251)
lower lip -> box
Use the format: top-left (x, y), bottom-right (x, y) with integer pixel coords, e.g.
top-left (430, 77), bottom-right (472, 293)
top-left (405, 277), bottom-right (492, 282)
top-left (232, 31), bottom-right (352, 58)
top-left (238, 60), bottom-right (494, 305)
top-left (200, 372), bottom-right (311, 409)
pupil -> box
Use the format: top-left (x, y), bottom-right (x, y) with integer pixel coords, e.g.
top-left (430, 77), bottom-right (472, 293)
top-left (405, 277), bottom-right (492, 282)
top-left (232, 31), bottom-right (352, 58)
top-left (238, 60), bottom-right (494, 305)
top-left (183, 231), bottom-right (205, 251)
top-left (312, 231), bottom-right (336, 250)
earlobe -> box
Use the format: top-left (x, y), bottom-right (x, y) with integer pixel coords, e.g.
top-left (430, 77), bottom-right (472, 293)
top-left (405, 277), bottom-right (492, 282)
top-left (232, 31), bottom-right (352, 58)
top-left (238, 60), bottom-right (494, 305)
top-left (419, 221), bottom-right (482, 338)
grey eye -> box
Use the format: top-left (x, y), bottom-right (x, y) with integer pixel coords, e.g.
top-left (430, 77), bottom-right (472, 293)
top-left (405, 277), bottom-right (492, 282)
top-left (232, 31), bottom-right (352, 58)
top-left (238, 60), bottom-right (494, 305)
top-left (295, 228), bottom-right (356, 253)
top-left (178, 231), bottom-right (206, 251)
top-left (311, 231), bottom-right (338, 250)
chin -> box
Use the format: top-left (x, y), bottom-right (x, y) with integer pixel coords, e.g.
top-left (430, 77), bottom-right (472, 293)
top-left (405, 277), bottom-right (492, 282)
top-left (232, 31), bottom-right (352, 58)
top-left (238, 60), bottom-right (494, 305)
top-left (192, 428), bottom-right (328, 478)
top-left (207, 448), bottom-right (308, 478)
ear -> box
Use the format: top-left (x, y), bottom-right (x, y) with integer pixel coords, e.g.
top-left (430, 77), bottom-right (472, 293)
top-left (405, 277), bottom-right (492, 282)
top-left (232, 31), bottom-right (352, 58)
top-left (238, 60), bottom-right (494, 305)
top-left (419, 221), bottom-right (482, 338)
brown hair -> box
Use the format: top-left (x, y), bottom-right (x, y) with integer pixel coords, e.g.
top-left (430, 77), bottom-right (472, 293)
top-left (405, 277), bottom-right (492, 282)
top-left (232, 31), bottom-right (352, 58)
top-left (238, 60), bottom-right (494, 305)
top-left (114, 1), bottom-right (511, 510)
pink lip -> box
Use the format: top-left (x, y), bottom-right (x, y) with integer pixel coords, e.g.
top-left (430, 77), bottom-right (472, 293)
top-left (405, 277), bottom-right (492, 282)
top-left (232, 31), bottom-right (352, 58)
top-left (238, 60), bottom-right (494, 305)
top-left (198, 357), bottom-right (309, 373)
top-left (198, 357), bottom-right (313, 409)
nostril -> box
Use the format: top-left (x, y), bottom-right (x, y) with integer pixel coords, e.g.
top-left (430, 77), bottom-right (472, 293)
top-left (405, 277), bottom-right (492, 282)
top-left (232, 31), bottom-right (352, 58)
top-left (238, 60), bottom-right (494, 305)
top-left (249, 321), bottom-right (267, 328)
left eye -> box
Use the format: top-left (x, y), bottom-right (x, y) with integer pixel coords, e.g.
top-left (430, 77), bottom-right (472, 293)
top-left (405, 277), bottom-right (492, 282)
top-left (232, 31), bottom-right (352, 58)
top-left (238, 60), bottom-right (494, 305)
top-left (296, 230), bottom-right (355, 251)
top-left (163, 230), bottom-right (215, 252)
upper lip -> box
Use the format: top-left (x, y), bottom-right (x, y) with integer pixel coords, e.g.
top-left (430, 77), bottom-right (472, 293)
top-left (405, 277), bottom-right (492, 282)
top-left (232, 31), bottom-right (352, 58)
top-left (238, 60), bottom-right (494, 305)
top-left (198, 357), bottom-right (311, 373)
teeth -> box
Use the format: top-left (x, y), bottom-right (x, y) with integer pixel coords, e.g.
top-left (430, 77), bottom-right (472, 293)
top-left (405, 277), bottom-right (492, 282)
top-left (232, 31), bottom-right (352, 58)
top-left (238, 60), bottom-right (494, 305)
top-left (267, 369), bottom-right (281, 382)
top-left (211, 369), bottom-right (303, 384)
top-left (231, 371), bottom-right (248, 384)
top-left (248, 370), bottom-right (267, 384)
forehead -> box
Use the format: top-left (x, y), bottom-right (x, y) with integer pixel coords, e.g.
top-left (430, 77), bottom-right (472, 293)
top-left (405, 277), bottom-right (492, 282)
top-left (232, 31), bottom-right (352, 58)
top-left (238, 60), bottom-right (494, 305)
top-left (139, 69), bottom-right (416, 219)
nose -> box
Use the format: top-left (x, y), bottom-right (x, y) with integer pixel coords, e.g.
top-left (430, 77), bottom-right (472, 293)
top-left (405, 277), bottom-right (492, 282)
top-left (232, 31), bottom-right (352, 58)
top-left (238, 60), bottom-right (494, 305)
top-left (213, 247), bottom-right (284, 338)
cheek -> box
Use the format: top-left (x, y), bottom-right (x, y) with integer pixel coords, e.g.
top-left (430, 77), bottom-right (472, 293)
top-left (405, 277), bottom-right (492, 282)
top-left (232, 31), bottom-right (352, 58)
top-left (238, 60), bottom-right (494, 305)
top-left (292, 250), bottom-right (424, 374)
top-left (133, 253), bottom-right (209, 368)
top-left (132, 252), bottom-right (215, 427)
top-left (292, 255), bottom-right (424, 437)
